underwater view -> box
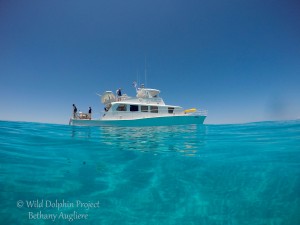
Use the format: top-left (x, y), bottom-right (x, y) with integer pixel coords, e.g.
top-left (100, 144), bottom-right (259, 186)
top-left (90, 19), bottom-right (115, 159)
top-left (0, 120), bottom-right (299, 224)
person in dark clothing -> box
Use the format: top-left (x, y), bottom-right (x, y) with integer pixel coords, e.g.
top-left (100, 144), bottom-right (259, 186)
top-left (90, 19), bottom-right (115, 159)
top-left (88, 107), bottom-right (92, 120)
top-left (116, 88), bottom-right (122, 101)
top-left (73, 104), bottom-right (77, 118)
top-left (117, 88), bottom-right (122, 96)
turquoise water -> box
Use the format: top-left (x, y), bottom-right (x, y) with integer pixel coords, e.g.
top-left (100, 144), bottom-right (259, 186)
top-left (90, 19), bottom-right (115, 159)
top-left (0, 120), bottom-right (299, 225)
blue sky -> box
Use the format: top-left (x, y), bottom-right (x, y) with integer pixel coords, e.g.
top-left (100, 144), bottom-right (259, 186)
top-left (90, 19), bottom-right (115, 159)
top-left (0, 0), bottom-right (299, 124)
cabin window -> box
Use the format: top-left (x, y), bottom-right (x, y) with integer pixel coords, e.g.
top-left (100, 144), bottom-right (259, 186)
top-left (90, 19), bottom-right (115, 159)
top-left (116, 104), bottom-right (127, 111)
top-left (130, 105), bottom-right (139, 112)
top-left (168, 107), bottom-right (174, 114)
top-left (141, 105), bottom-right (148, 112)
top-left (150, 106), bottom-right (158, 113)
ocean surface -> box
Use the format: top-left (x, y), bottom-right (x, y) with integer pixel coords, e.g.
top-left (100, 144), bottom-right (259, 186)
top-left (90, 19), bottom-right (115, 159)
top-left (0, 120), bottom-right (299, 225)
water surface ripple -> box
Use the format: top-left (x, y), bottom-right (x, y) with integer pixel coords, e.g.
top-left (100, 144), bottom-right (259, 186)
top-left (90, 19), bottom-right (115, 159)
top-left (0, 120), bottom-right (299, 224)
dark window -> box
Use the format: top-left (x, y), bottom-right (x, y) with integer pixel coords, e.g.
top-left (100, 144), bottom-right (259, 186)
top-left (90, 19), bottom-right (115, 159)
top-left (168, 107), bottom-right (174, 114)
top-left (150, 106), bottom-right (158, 113)
top-left (116, 104), bottom-right (127, 111)
top-left (130, 105), bottom-right (139, 112)
top-left (141, 105), bottom-right (148, 112)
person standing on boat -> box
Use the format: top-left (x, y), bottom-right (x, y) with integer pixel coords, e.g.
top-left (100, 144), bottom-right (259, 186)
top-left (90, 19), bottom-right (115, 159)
top-left (73, 104), bottom-right (77, 118)
top-left (116, 88), bottom-right (122, 101)
top-left (88, 107), bottom-right (92, 120)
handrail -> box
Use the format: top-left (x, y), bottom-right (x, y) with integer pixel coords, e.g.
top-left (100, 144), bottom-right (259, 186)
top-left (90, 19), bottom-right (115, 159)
top-left (190, 110), bottom-right (208, 116)
top-left (102, 109), bottom-right (208, 117)
top-left (72, 109), bottom-right (208, 120)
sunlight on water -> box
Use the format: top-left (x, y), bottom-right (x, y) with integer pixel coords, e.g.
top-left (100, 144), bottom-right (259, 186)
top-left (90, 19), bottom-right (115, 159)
top-left (0, 120), bottom-right (299, 224)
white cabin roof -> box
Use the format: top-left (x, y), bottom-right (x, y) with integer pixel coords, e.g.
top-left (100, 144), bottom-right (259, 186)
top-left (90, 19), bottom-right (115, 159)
top-left (111, 100), bottom-right (180, 108)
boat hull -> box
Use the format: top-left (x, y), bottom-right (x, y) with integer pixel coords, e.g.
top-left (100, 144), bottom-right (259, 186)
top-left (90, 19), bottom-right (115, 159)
top-left (70, 115), bottom-right (206, 127)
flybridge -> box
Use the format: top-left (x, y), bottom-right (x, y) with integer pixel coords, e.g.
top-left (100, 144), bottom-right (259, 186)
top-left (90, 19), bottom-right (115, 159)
top-left (101, 86), bottom-right (165, 107)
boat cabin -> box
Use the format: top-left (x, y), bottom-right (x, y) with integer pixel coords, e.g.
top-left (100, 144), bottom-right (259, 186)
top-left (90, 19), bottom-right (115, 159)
top-left (103, 102), bottom-right (183, 120)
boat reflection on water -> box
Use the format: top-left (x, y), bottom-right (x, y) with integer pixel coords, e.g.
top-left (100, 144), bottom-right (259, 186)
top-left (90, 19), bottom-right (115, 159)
top-left (71, 124), bottom-right (207, 157)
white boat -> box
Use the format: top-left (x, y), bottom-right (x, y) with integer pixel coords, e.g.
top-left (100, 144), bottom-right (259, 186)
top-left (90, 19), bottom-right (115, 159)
top-left (69, 84), bottom-right (207, 126)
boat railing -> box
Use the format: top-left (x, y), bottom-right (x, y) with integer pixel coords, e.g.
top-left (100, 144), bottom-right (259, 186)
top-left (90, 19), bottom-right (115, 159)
top-left (191, 109), bottom-right (208, 116)
top-left (73, 112), bottom-right (91, 120)
top-left (183, 108), bottom-right (208, 116)
top-left (116, 95), bottom-right (131, 101)
top-left (100, 108), bottom-right (208, 119)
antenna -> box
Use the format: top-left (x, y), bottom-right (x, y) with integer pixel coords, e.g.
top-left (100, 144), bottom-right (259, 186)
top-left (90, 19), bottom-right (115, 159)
top-left (136, 69), bottom-right (139, 87)
top-left (144, 56), bottom-right (147, 87)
